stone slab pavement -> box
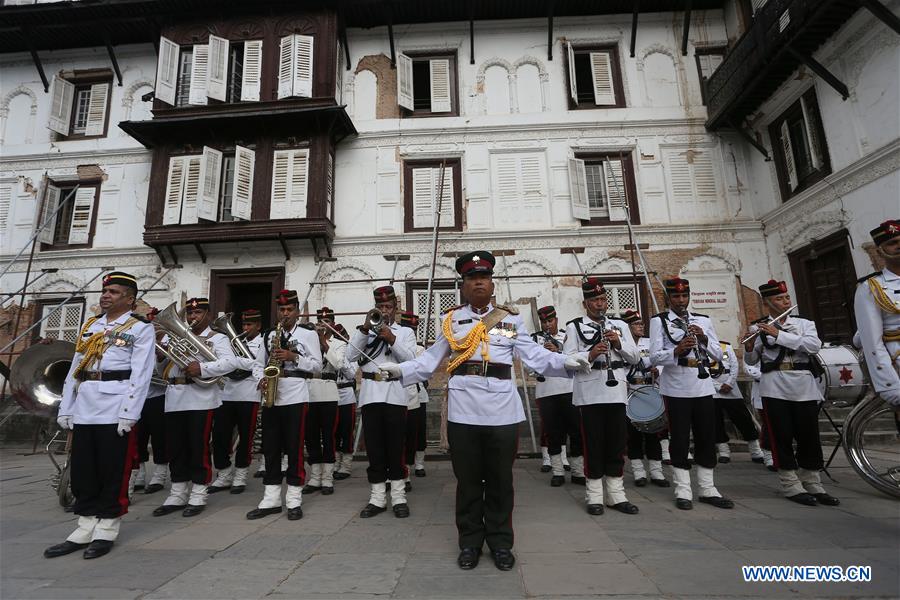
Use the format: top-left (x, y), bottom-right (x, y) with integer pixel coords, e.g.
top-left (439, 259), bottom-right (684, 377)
top-left (1, 445), bottom-right (898, 599)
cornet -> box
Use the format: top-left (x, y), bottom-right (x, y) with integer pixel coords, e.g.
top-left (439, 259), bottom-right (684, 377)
top-left (363, 308), bottom-right (383, 331)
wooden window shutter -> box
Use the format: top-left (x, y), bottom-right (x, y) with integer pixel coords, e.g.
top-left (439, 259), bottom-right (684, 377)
top-left (293, 34), bottom-right (314, 98)
top-left (155, 36), bottom-right (180, 106)
top-left (188, 44), bottom-right (209, 105)
top-left (84, 83), bottom-right (109, 136)
top-left (493, 155), bottom-right (520, 207)
top-left (0, 185), bottom-right (10, 236)
top-left (668, 153), bottom-right (694, 202)
top-left (198, 146), bottom-right (223, 221)
top-left (691, 151), bottom-right (719, 201)
top-left (603, 159), bottom-right (628, 221)
top-left (567, 157), bottom-right (590, 220)
top-left (429, 59), bottom-right (452, 113)
top-left (180, 156), bottom-right (202, 224)
top-left (411, 165), bottom-right (454, 229)
top-left (270, 149), bottom-right (307, 219)
top-left (397, 53), bottom-right (414, 111)
top-left (590, 52), bottom-right (616, 105)
top-left (241, 40), bottom-right (263, 101)
top-left (800, 96), bottom-right (824, 170)
top-left (66, 187), bottom-right (96, 244)
top-left (752, 0), bottom-right (768, 15)
top-left (567, 42), bottom-right (578, 104)
top-left (48, 76), bottom-right (75, 135)
top-left (519, 154), bottom-right (546, 207)
top-left (277, 35), bottom-right (295, 99)
top-left (207, 35), bottom-right (229, 101)
top-left (780, 120), bottom-right (799, 190)
top-left (162, 157), bottom-right (186, 225)
top-left (37, 184), bottom-right (61, 244)
top-left (232, 145), bottom-right (255, 221)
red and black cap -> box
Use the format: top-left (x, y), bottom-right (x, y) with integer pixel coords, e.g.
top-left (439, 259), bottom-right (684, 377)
top-left (759, 279), bottom-right (788, 298)
top-left (622, 309), bottom-right (641, 324)
top-left (186, 297), bottom-right (210, 310)
top-left (241, 308), bottom-right (262, 322)
top-left (102, 271), bottom-right (137, 291)
top-left (664, 277), bottom-right (690, 294)
top-left (582, 277), bottom-right (605, 299)
top-left (870, 220), bottom-right (900, 246)
top-left (316, 306), bottom-right (335, 322)
top-left (373, 285), bottom-right (396, 303)
top-left (399, 311), bottom-right (420, 329)
top-left (146, 307), bottom-right (160, 322)
top-left (275, 289), bottom-right (299, 306)
top-left (455, 251), bottom-right (495, 277)
top-left (537, 306), bottom-right (557, 321)
top-left (334, 323), bottom-right (348, 338)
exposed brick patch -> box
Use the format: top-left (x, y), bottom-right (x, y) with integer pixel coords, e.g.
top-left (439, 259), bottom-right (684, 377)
top-left (355, 54), bottom-right (399, 120)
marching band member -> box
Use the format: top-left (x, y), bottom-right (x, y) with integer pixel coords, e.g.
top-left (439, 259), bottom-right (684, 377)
top-left (399, 311), bottom-right (425, 489)
top-left (622, 310), bottom-right (669, 488)
top-left (564, 280), bottom-right (640, 515)
top-left (153, 298), bottom-right (237, 518)
top-left (135, 307), bottom-right (169, 495)
top-left (333, 323), bottom-right (359, 480)
top-left (744, 356), bottom-right (775, 470)
top-left (247, 290), bottom-right (322, 521)
top-left (531, 305), bottom-right (582, 487)
top-left (345, 286), bottom-right (417, 518)
top-left (650, 277), bottom-right (732, 511)
top-left (208, 309), bottom-right (264, 495)
top-left (743, 280), bottom-right (838, 506)
top-left (854, 220), bottom-right (900, 413)
top-left (304, 307), bottom-right (343, 496)
top-left (380, 251), bottom-right (589, 571)
top-left (45, 272), bottom-right (155, 560)
top-left (712, 341), bottom-right (764, 464)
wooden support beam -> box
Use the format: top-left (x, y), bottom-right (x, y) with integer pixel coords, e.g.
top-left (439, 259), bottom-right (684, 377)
top-left (728, 118), bottom-right (771, 161)
top-left (681, 0), bottom-right (693, 56)
top-left (630, 0), bottom-right (640, 58)
top-left (786, 45), bottom-right (849, 100)
top-left (860, 0), bottom-right (900, 35)
top-left (105, 40), bottom-right (123, 86)
top-left (28, 43), bottom-right (49, 93)
top-left (547, 0), bottom-right (554, 61)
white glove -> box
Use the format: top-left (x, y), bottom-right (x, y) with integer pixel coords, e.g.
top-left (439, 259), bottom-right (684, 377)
top-left (57, 415), bottom-right (73, 430)
top-left (564, 355), bottom-right (592, 374)
top-left (117, 418), bottom-right (137, 437)
top-left (879, 389), bottom-right (900, 408)
top-left (379, 362), bottom-right (402, 379)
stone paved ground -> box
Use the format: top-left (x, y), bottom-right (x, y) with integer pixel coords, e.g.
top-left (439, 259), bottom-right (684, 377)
top-left (1, 445), bottom-right (898, 599)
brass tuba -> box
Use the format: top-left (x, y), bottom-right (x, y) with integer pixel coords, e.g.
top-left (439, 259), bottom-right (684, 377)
top-left (9, 339), bottom-right (75, 417)
top-left (210, 312), bottom-right (252, 359)
top-left (154, 302), bottom-right (222, 387)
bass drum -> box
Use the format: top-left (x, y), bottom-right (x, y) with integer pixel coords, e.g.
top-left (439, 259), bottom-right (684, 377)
top-left (814, 344), bottom-right (869, 407)
top-left (626, 385), bottom-right (667, 434)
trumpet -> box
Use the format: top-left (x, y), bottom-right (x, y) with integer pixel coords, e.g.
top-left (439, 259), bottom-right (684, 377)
top-left (363, 308), bottom-right (383, 332)
top-left (154, 302), bottom-right (223, 388)
top-left (740, 305), bottom-right (797, 345)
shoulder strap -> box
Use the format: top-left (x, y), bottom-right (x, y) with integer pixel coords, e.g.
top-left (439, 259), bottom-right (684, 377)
top-left (481, 308), bottom-right (511, 333)
top-left (494, 303), bottom-right (519, 316)
top-left (858, 271), bottom-right (880, 284)
top-left (657, 313), bottom-right (679, 345)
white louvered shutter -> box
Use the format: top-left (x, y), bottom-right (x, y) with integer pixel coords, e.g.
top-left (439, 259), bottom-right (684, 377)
top-left (241, 40), bottom-right (263, 101)
top-left (411, 166), bottom-right (454, 229)
top-left (198, 146), bottom-right (223, 221)
top-left (278, 36), bottom-right (295, 99)
top-left (603, 159), bottom-right (628, 221)
top-left (691, 151), bottom-right (718, 202)
top-left (163, 157), bottom-right (186, 225)
top-left (429, 59), bottom-right (451, 113)
top-left (397, 53), bottom-right (414, 111)
top-left (780, 121), bottom-right (798, 190)
top-left (567, 42), bottom-right (578, 103)
top-left (0, 185), bottom-right (11, 237)
top-left (84, 83), bottom-right (109, 136)
top-left (207, 35), bottom-right (229, 101)
top-left (37, 184), bottom-right (61, 244)
top-left (567, 158), bottom-right (590, 220)
top-left (494, 155), bottom-right (520, 210)
top-left (492, 153), bottom-right (548, 227)
top-left (155, 36), bottom-right (180, 106)
top-left (232, 145), bottom-right (255, 221)
top-left (668, 153), bottom-right (694, 203)
top-left (800, 96), bottom-right (823, 170)
top-left (189, 44), bottom-right (209, 105)
top-left (519, 154), bottom-right (546, 209)
top-left (48, 76), bottom-right (75, 135)
top-left (698, 53), bottom-right (724, 78)
top-left (293, 34), bottom-right (314, 98)
top-left (751, 0), bottom-right (768, 15)
top-left (590, 52), bottom-right (616, 105)
top-left (270, 149), bottom-right (308, 219)
top-left (180, 156), bottom-right (202, 224)
top-left (66, 187), bottom-right (96, 244)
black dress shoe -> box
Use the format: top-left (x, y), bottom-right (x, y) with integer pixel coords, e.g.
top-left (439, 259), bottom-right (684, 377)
top-left (208, 485), bottom-right (229, 494)
top-left (491, 548), bottom-right (516, 571)
top-left (540, 464), bottom-right (551, 473)
top-left (144, 483), bottom-right (164, 494)
top-left (766, 465), bottom-right (777, 472)
top-left (751, 456), bottom-right (764, 464)
top-left (321, 486), bottom-right (334, 496)
top-left (302, 484), bottom-right (322, 494)
top-left (651, 478), bottom-right (671, 487)
top-left (182, 504), bottom-right (205, 517)
top-left (675, 498), bottom-right (693, 510)
top-left (813, 493), bottom-right (840, 506)
top-left (634, 477), bottom-right (648, 487)
top-left (457, 547), bottom-right (482, 570)
top-left (83, 539), bottom-right (114, 559)
top-left (586, 503), bottom-right (604, 515)
top-left (415, 468), bottom-right (426, 478)
top-left (570, 475), bottom-right (586, 486)
top-left (550, 475), bottom-right (565, 487)
top-left (662, 459), bottom-right (672, 466)
top-left (253, 470), bottom-right (265, 478)
top-left (333, 471), bottom-right (350, 480)
top-left (359, 503), bottom-right (386, 518)
top-left (404, 481), bottom-right (412, 492)
top-left (718, 456), bottom-right (731, 464)
top-left (699, 496), bottom-right (734, 509)
top-left (787, 492), bottom-right (818, 506)
top-left (152, 504), bottom-right (186, 517)
top-left (230, 485), bottom-right (245, 495)
top-left (610, 501), bottom-right (639, 515)
top-left (287, 506), bottom-right (304, 520)
top-left (134, 482), bottom-right (145, 491)
top-left (44, 540), bottom-right (88, 558)
top-left (563, 464), bottom-right (571, 472)
top-left (393, 503), bottom-right (410, 518)
top-left (246, 506), bottom-right (282, 520)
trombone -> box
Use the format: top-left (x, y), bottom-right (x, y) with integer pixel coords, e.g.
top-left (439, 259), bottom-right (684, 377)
top-left (740, 305), bottom-right (797, 345)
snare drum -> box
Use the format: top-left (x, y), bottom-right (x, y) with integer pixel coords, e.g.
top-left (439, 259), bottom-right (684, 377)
top-left (626, 385), bottom-right (668, 434)
top-left (814, 344), bottom-right (870, 407)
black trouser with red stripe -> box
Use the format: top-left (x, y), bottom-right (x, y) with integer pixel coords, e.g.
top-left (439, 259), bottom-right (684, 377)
top-left (760, 398), bottom-right (823, 471)
top-left (262, 403), bottom-right (307, 486)
top-left (537, 393), bottom-right (583, 456)
top-left (579, 403), bottom-right (627, 478)
top-left (416, 402), bottom-right (428, 452)
top-left (405, 405), bottom-right (424, 465)
top-left (305, 401), bottom-right (338, 464)
top-left (335, 404), bottom-right (356, 454)
top-left (212, 401), bottom-right (259, 470)
top-left (447, 421), bottom-right (518, 551)
top-left (361, 402), bottom-right (407, 483)
top-left (166, 409), bottom-right (214, 485)
top-left (663, 395), bottom-right (717, 470)
top-left (626, 419), bottom-right (662, 460)
top-left (714, 397), bottom-right (759, 443)
top-left (757, 407), bottom-right (772, 450)
top-left (137, 394), bottom-right (167, 464)
top-left (71, 424), bottom-right (137, 518)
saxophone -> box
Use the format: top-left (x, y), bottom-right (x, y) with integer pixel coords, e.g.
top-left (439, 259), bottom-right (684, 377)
top-left (262, 321), bottom-right (284, 409)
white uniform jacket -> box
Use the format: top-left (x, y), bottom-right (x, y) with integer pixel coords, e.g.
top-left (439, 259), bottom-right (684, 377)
top-left (745, 316), bottom-right (823, 402)
top-left (220, 333), bottom-right (262, 403)
top-left (251, 322), bottom-right (322, 407)
top-left (346, 323), bottom-right (417, 408)
top-left (529, 330), bottom-right (573, 398)
top-left (626, 337), bottom-right (656, 392)
top-left (405, 344), bottom-right (426, 410)
top-left (399, 304), bottom-right (570, 426)
top-left (163, 327), bottom-right (238, 413)
top-left (309, 336), bottom-right (346, 404)
top-left (854, 269), bottom-right (900, 400)
top-left (649, 310), bottom-right (723, 398)
top-left (563, 315), bottom-right (640, 406)
top-left (337, 350), bottom-right (359, 407)
top-left (744, 358), bottom-right (763, 410)
top-left (59, 312), bottom-right (156, 425)
top-left (712, 342), bottom-right (744, 400)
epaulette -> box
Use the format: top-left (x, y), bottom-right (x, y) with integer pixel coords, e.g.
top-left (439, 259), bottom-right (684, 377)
top-left (566, 317), bottom-right (583, 327)
top-left (858, 271), bottom-right (879, 283)
top-left (751, 316), bottom-right (769, 325)
top-left (441, 304), bottom-right (464, 315)
top-left (130, 312), bottom-right (150, 323)
top-left (653, 311), bottom-right (668, 319)
top-left (297, 322), bottom-right (316, 331)
top-left (495, 303), bottom-right (519, 315)
top-left (690, 312), bottom-right (709, 318)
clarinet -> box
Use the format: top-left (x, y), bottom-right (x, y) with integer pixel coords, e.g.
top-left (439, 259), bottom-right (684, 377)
top-left (597, 316), bottom-right (619, 387)
top-left (680, 310), bottom-right (710, 380)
